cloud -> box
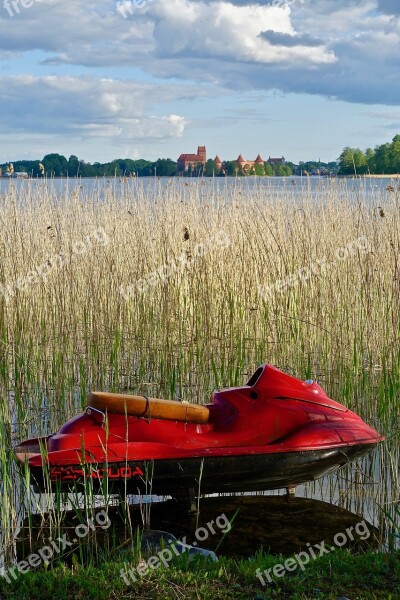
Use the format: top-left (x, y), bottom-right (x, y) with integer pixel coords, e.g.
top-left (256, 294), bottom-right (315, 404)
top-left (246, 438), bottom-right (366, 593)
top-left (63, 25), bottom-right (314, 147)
top-left (259, 30), bottom-right (324, 47)
top-left (363, 109), bottom-right (400, 120)
top-left (377, 0), bottom-right (400, 15)
top-left (0, 0), bottom-right (399, 133)
top-left (0, 75), bottom-right (188, 140)
top-left (149, 1), bottom-right (335, 65)
top-left (0, 0), bottom-right (335, 66)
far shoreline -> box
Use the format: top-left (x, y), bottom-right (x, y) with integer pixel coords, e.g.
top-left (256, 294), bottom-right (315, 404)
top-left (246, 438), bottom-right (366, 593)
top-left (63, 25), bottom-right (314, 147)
top-left (357, 174), bottom-right (400, 179)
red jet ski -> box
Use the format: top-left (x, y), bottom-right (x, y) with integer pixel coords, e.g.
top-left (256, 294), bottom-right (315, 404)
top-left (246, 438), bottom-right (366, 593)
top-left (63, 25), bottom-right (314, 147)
top-left (14, 364), bottom-right (384, 497)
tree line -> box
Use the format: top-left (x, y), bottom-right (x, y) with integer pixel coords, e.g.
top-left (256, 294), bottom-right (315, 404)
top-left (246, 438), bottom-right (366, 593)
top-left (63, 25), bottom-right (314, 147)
top-left (0, 153), bottom-right (295, 178)
top-left (0, 155), bottom-right (178, 178)
top-left (4, 137), bottom-right (399, 178)
top-left (338, 135), bottom-right (400, 175)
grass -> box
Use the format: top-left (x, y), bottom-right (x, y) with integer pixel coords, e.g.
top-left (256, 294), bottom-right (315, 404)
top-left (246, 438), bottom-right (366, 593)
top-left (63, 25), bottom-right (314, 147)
top-left (0, 547), bottom-right (399, 599)
top-left (0, 176), bottom-right (400, 588)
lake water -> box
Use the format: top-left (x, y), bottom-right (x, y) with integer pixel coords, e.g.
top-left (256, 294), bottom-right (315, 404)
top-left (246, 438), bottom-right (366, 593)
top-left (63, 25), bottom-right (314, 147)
top-left (0, 175), bottom-right (399, 204)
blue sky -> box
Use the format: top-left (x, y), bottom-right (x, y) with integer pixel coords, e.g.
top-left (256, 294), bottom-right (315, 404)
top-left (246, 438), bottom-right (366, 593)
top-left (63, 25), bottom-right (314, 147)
top-left (0, 0), bottom-right (399, 164)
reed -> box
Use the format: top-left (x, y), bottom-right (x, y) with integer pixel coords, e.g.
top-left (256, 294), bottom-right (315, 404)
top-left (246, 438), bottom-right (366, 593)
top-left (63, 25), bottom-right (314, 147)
top-left (0, 176), bottom-right (399, 568)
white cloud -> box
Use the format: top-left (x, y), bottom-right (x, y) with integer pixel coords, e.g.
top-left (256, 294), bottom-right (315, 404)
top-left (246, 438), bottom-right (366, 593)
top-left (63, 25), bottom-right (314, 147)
top-left (0, 0), bottom-right (399, 162)
top-left (0, 75), bottom-right (189, 140)
top-left (0, 0), bottom-right (336, 67)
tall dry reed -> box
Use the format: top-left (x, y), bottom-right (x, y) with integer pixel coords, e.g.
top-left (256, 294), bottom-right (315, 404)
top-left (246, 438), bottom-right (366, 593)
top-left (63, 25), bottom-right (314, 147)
top-left (0, 176), bottom-right (399, 561)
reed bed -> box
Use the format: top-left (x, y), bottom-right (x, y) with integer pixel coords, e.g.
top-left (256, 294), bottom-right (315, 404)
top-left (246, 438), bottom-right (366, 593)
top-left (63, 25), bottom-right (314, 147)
top-left (0, 176), bottom-right (399, 567)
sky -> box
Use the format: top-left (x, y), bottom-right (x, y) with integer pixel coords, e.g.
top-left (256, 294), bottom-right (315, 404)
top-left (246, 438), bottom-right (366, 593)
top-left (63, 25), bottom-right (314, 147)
top-left (0, 0), bottom-right (399, 164)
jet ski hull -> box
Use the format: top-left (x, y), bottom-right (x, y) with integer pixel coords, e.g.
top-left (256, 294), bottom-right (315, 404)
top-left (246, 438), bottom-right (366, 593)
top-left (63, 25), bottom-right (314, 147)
top-left (14, 364), bottom-right (384, 495)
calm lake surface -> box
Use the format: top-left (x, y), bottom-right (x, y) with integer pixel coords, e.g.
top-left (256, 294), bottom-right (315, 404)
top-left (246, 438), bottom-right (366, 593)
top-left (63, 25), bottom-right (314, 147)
top-left (1, 175), bottom-right (399, 204)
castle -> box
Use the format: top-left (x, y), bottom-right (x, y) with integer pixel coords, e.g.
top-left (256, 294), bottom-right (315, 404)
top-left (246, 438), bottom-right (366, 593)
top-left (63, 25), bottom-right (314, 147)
top-left (217, 154), bottom-right (285, 173)
top-left (235, 154), bottom-right (265, 172)
top-left (177, 146), bottom-right (206, 172)
top-left (178, 146), bottom-right (285, 174)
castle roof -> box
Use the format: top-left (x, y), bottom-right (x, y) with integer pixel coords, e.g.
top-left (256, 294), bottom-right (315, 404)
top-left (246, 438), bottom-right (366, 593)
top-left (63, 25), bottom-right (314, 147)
top-left (255, 154), bottom-right (264, 164)
top-left (268, 156), bottom-right (285, 163)
top-left (178, 153), bottom-right (202, 161)
top-left (214, 155), bottom-right (222, 164)
top-left (237, 154), bottom-right (245, 163)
